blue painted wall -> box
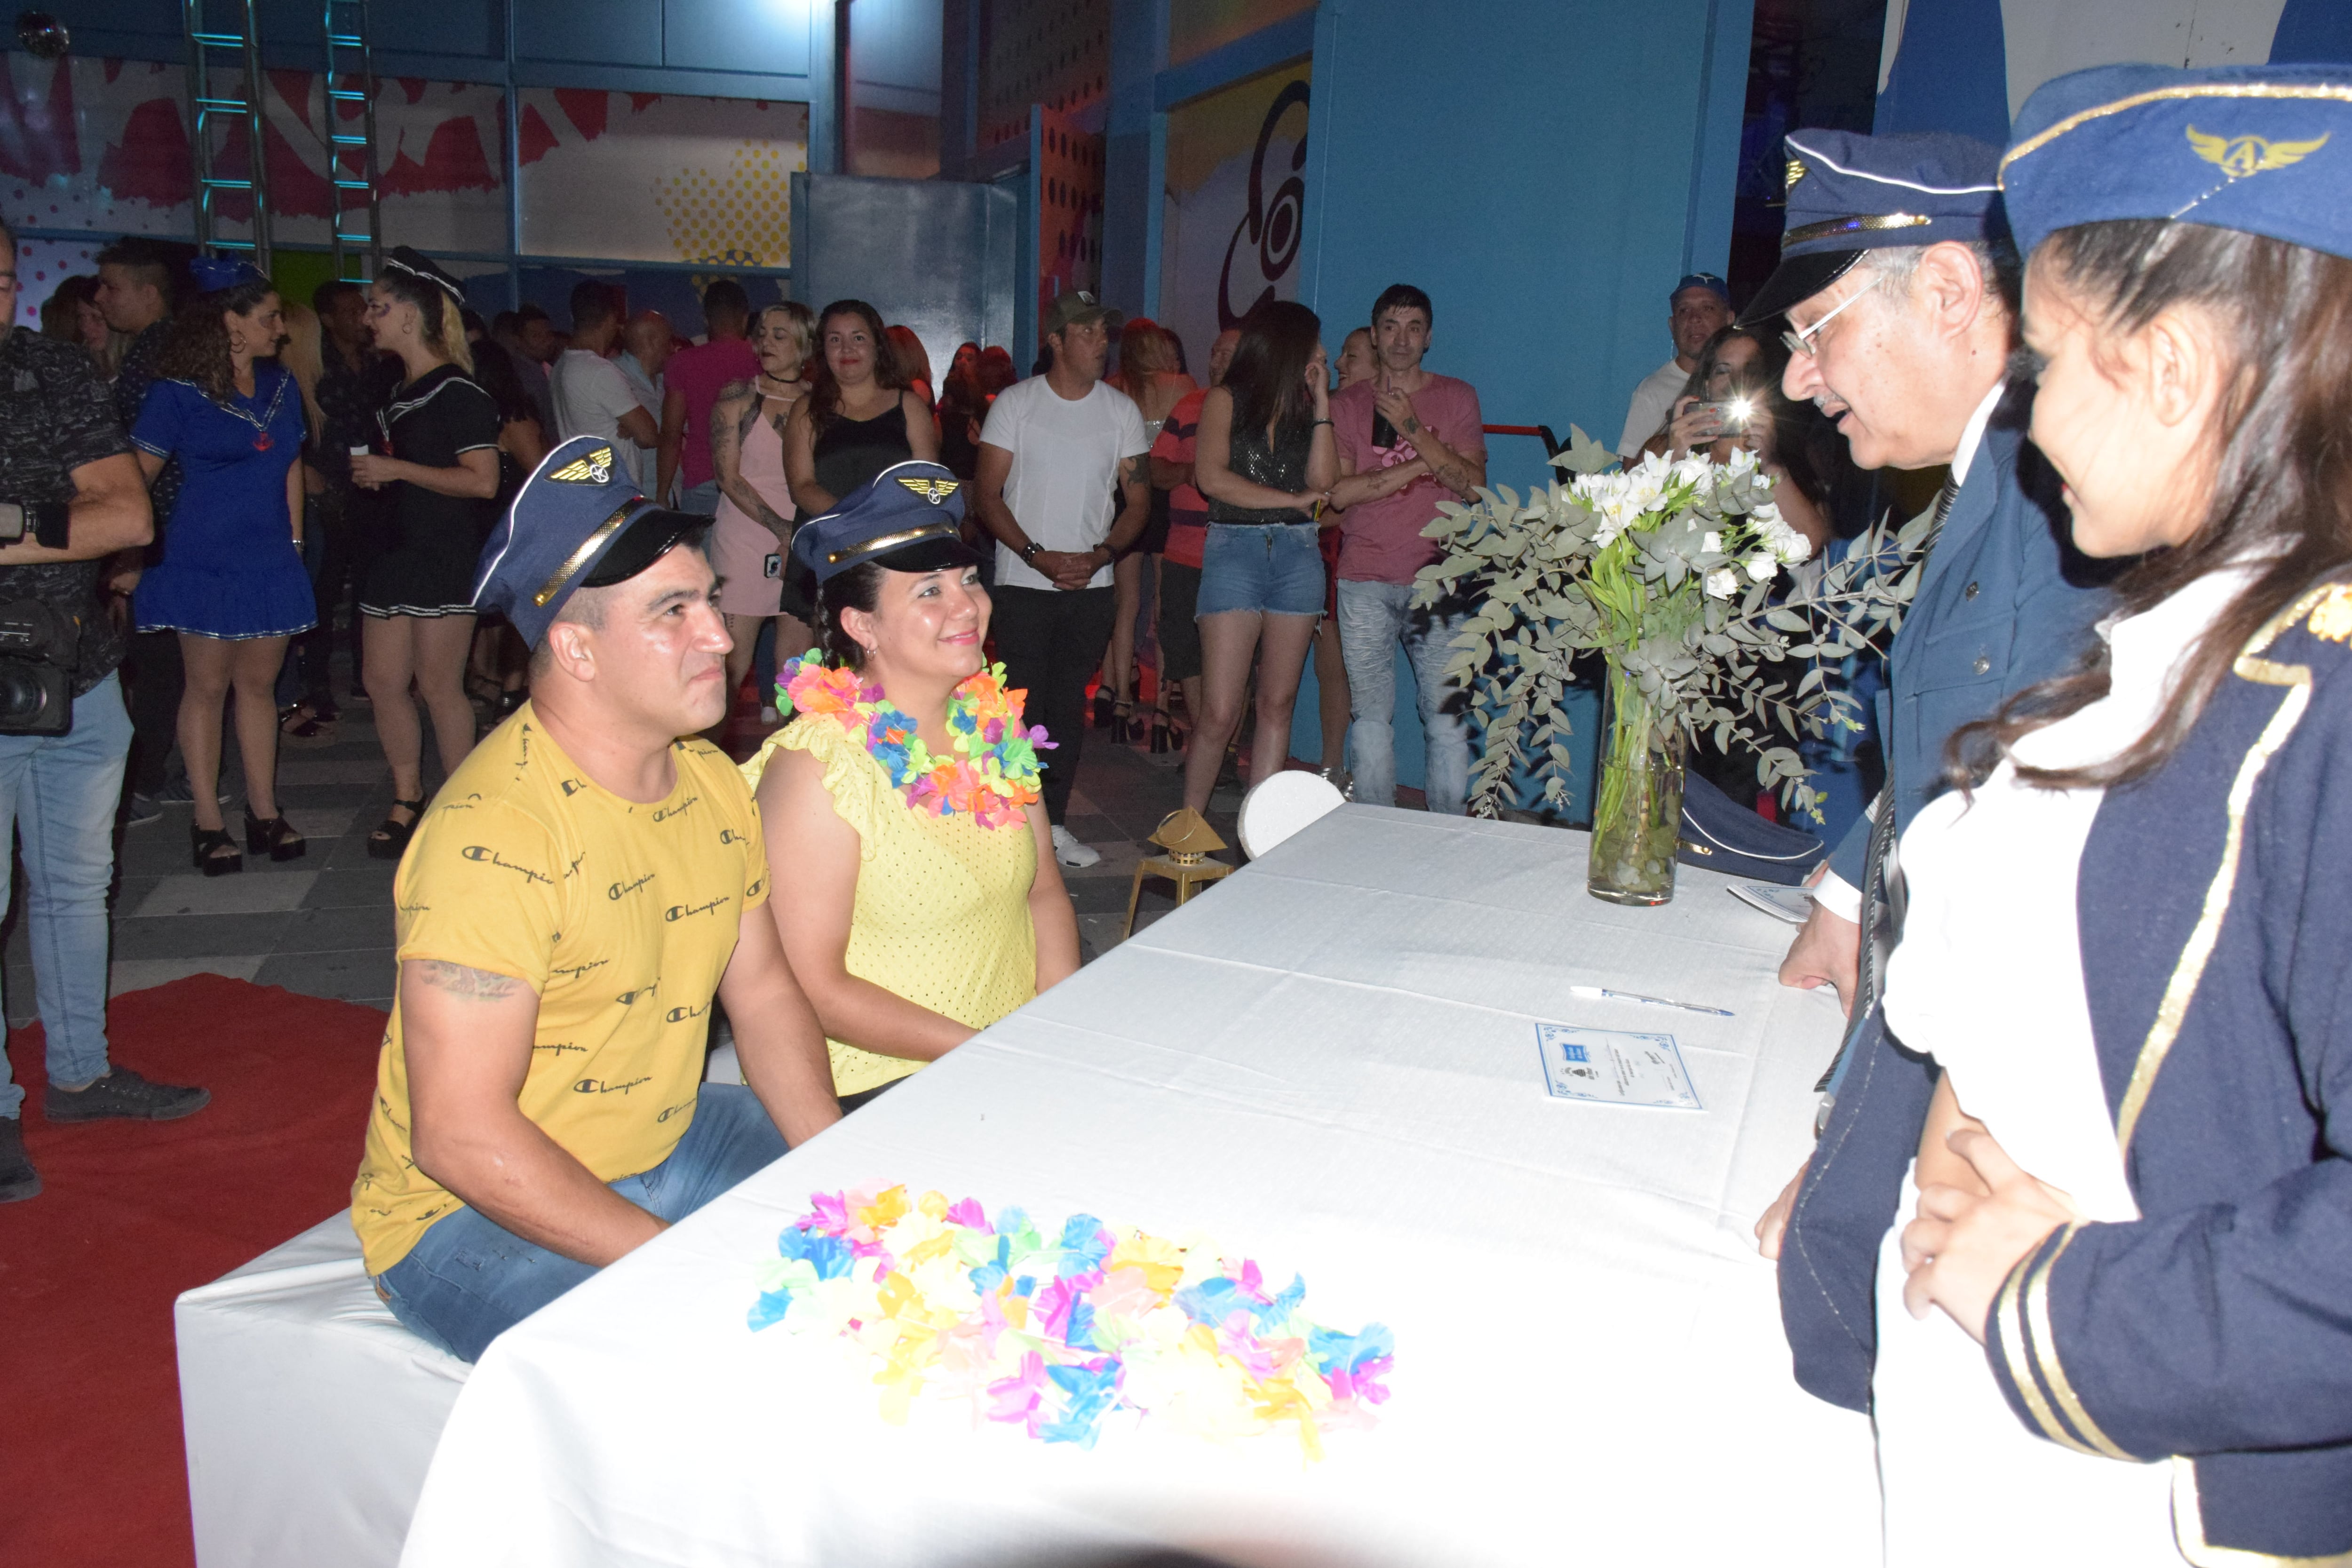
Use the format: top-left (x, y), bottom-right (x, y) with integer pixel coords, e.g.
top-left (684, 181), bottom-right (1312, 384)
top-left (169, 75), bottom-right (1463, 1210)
top-left (1283, 0), bottom-right (1751, 810)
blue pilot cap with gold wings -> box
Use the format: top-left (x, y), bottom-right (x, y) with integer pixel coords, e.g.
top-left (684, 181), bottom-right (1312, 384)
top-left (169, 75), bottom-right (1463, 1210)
top-left (2001, 63), bottom-right (2352, 263)
top-left (790, 459), bottom-right (980, 588)
top-left (471, 435), bottom-right (712, 647)
top-left (1738, 130), bottom-right (2004, 325)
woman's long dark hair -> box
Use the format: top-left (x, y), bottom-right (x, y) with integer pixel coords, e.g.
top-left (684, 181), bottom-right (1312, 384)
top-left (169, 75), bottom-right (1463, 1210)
top-left (155, 275), bottom-right (278, 402)
top-left (1225, 300), bottom-right (1321, 443)
top-left (1951, 221), bottom-right (2352, 792)
top-left (806, 299), bottom-right (903, 437)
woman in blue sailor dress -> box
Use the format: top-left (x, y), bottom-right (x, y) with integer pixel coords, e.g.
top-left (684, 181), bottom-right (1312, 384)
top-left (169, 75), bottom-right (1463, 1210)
top-left (129, 260), bottom-right (313, 875)
top-left (1779, 63), bottom-right (2352, 1568)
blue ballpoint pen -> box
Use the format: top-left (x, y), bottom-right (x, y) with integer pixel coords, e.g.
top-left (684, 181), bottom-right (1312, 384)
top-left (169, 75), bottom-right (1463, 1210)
top-left (1569, 984), bottom-right (1735, 1018)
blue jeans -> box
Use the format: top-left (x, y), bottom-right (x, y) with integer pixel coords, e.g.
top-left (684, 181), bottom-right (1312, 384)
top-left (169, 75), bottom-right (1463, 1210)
top-left (1335, 579), bottom-right (1470, 815)
top-left (373, 1083), bottom-right (788, 1362)
top-left (0, 674), bottom-right (132, 1118)
top-left (1197, 523), bottom-right (1324, 617)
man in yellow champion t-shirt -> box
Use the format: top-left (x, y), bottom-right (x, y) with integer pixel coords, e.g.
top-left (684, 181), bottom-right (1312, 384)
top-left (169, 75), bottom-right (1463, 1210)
top-left (355, 436), bottom-right (840, 1363)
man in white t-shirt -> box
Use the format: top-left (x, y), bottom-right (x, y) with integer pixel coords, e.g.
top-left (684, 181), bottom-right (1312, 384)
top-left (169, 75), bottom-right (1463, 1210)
top-left (971, 290), bottom-right (1149, 869)
top-left (1614, 272), bottom-right (1731, 459)
top-left (550, 281), bottom-right (659, 485)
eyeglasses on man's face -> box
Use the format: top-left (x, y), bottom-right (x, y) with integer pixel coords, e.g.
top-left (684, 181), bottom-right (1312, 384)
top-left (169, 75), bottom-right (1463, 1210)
top-left (1781, 275), bottom-right (1879, 361)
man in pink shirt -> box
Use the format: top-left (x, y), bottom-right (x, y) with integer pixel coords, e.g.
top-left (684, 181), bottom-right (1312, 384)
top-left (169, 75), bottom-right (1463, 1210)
top-left (656, 279), bottom-right (759, 510)
top-left (1327, 284), bottom-right (1486, 812)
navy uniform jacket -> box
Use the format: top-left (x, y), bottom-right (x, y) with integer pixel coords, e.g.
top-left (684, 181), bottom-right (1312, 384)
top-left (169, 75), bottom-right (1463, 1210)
top-left (1826, 393), bottom-right (2112, 890)
top-left (1786, 581), bottom-right (2352, 1561)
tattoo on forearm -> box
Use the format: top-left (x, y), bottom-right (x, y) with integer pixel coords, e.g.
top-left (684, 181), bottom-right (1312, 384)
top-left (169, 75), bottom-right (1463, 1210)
top-left (414, 961), bottom-right (525, 1000)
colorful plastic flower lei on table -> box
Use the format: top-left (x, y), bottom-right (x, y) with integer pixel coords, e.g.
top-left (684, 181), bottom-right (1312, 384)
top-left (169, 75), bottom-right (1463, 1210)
top-left (747, 1184), bottom-right (1394, 1458)
top-left (775, 653), bottom-right (1053, 830)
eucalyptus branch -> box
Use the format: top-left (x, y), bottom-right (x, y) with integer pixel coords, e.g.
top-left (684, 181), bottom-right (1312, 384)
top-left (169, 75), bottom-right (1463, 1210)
top-left (1414, 431), bottom-right (1921, 823)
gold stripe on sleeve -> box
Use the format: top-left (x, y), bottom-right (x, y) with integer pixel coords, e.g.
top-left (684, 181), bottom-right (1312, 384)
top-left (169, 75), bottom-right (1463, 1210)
top-left (2023, 1226), bottom-right (2138, 1461)
top-left (1991, 1232), bottom-right (2099, 1456)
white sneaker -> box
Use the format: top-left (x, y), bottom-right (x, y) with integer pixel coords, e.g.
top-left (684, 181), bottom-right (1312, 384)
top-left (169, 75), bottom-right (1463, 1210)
top-left (1050, 824), bottom-right (1101, 869)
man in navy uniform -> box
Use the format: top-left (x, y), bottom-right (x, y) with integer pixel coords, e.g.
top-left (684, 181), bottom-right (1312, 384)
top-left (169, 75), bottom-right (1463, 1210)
top-left (1740, 132), bottom-right (2114, 1249)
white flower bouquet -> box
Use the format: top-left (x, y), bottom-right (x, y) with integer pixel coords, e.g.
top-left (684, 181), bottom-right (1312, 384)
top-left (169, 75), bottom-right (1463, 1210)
top-left (1414, 431), bottom-right (1917, 900)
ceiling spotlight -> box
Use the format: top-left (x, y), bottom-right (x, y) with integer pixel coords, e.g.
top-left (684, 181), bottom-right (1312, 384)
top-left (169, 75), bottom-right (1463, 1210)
top-left (16, 12), bottom-right (68, 60)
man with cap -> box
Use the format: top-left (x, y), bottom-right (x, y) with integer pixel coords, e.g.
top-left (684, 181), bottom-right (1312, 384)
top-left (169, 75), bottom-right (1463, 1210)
top-left (971, 289), bottom-right (1151, 870)
top-left (351, 436), bottom-right (839, 1363)
top-left (1616, 273), bottom-right (1732, 460)
top-left (1785, 62), bottom-right (2352, 1564)
top-left (1744, 132), bottom-right (2114, 1258)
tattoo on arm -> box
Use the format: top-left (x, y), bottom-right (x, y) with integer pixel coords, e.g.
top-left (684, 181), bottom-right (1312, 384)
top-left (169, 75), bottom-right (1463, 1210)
top-left (414, 961), bottom-right (526, 1000)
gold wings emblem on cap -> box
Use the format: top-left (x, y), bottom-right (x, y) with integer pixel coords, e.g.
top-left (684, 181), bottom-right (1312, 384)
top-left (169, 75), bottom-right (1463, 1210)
top-left (2185, 125), bottom-right (2330, 180)
top-left (1785, 158), bottom-right (1807, 193)
top-left (548, 446), bottom-right (616, 484)
top-left (896, 475), bottom-right (960, 504)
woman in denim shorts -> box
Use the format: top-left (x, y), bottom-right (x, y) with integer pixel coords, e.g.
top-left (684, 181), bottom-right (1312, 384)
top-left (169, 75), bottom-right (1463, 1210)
top-left (1183, 300), bottom-right (1338, 814)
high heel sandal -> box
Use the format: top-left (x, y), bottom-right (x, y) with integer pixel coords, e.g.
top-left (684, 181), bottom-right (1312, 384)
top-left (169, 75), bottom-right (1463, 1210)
top-left (1092, 688), bottom-right (1119, 730)
top-left (367, 798), bottom-right (426, 862)
top-left (244, 807), bottom-right (307, 863)
top-left (191, 823), bottom-right (243, 877)
top-left (1112, 698), bottom-right (1142, 742)
top-left (1147, 711), bottom-right (1174, 754)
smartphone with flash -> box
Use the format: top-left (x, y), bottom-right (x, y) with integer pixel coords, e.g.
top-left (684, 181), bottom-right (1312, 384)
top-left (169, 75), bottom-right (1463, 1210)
top-left (1688, 398), bottom-right (1752, 435)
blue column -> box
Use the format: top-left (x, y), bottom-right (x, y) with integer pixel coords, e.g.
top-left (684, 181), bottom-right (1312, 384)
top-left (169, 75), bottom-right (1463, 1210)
top-left (1293, 0), bottom-right (1755, 811)
top-left (1102, 0), bottom-right (1168, 321)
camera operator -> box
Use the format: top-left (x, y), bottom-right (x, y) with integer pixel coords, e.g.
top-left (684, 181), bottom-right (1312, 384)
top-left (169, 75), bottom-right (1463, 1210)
top-left (0, 222), bottom-right (206, 1205)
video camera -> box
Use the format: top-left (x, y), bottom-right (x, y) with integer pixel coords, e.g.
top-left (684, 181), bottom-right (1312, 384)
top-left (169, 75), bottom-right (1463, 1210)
top-left (0, 599), bottom-right (79, 735)
top-left (0, 497), bottom-right (83, 736)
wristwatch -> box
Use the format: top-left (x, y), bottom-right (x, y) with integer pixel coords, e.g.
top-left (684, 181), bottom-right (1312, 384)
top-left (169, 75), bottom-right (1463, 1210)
top-left (1019, 540), bottom-right (1045, 563)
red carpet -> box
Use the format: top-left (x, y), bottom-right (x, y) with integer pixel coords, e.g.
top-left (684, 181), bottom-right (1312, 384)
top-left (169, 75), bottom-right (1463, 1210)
top-left (0, 975), bottom-right (386, 1566)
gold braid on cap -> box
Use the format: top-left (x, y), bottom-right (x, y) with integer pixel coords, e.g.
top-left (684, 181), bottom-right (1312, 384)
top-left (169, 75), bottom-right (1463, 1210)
top-left (533, 503), bottom-right (636, 607)
top-left (1782, 212), bottom-right (1932, 249)
top-left (826, 521), bottom-right (959, 566)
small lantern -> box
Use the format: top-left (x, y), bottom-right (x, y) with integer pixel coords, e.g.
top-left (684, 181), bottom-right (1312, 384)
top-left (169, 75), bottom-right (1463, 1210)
top-left (1122, 809), bottom-right (1233, 935)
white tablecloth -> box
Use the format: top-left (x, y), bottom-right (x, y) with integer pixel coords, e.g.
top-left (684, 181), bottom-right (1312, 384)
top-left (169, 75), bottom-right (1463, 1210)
top-left (401, 806), bottom-right (1878, 1567)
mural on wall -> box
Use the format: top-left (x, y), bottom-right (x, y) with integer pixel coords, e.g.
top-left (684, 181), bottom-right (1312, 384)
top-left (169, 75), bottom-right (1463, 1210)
top-left (518, 91), bottom-right (808, 265)
top-left (0, 54), bottom-right (811, 269)
top-left (12, 235), bottom-right (101, 329)
top-left (1037, 104), bottom-right (1101, 337)
top-left (0, 54), bottom-right (509, 251)
top-left (1158, 63), bottom-right (1309, 375)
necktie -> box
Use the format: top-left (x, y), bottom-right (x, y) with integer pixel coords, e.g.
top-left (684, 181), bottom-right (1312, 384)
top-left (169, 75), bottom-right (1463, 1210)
top-left (1813, 472), bottom-right (1963, 1099)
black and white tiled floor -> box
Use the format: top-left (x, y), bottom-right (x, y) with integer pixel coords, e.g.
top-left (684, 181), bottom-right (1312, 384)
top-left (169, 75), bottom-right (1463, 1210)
top-left (0, 674), bottom-right (1250, 1028)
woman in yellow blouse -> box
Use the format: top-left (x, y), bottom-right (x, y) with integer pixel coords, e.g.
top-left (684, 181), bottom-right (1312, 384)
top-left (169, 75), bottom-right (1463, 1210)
top-left (742, 460), bottom-right (1080, 1108)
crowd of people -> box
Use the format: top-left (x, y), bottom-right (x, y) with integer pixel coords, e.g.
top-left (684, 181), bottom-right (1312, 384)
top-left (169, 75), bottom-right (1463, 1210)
top-left (4, 54), bottom-right (2349, 1566)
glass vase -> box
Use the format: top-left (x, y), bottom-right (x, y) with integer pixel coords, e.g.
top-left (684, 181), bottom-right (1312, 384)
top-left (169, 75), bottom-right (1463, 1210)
top-left (1587, 658), bottom-right (1687, 906)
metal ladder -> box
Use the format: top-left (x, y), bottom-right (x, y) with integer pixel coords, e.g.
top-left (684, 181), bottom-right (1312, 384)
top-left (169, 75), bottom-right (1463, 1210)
top-left (183, 0), bottom-right (272, 272)
top-left (323, 0), bottom-right (382, 279)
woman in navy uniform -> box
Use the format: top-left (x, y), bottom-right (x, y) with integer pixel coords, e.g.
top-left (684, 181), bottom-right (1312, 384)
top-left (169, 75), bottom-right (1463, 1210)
top-left (1780, 62), bottom-right (2352, 1564)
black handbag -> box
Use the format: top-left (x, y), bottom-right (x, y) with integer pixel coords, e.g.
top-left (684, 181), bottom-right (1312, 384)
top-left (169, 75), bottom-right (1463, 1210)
top-left (1675, 771), bottom-right (1828, 885)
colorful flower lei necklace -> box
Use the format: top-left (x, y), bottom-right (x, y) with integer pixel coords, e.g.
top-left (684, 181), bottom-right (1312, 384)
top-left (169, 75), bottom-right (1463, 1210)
top-left (775, 652), bottom-right (1054, 830)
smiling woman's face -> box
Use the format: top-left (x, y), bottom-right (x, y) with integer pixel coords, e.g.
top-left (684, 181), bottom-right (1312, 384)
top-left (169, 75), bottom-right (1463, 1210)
top-left (2021, 256), bottom-right (2228, 560)
top-left (846, 564), bottom-right (990, 686)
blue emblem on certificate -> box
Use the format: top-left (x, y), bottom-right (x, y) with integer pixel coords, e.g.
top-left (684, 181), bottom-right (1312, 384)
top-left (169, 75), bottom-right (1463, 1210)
top-left (1536, 1022), bottom-right (1703, 1110)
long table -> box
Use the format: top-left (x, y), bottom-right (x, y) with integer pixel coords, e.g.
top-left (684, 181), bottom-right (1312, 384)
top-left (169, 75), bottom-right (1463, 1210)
top-left (399, 806), bottom-right (1878, 1567)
